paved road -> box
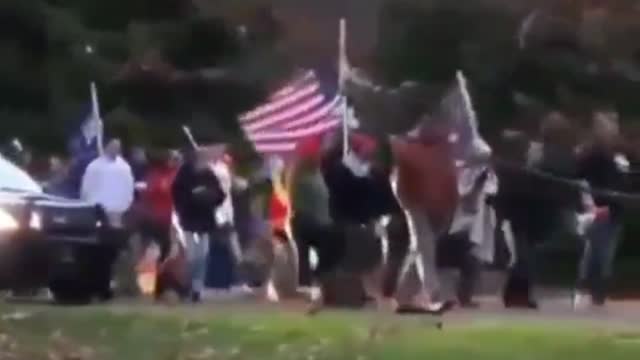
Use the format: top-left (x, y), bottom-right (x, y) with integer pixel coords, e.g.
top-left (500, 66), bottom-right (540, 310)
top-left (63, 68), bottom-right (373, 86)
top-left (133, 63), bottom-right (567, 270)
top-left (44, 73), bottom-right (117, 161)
top-left (78, 288), bottom-right (640, 331)
top-left (4, 269), bottom-right (640, 329)
top-left (5, 291), bottom-right (640, 331)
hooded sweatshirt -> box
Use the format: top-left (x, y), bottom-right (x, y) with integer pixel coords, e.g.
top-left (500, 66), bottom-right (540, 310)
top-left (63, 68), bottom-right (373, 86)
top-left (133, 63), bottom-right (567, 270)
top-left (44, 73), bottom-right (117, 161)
top-left (81, 155), bottom-right (135, 218)
top-left (171, 163), bottom-right (225, 232)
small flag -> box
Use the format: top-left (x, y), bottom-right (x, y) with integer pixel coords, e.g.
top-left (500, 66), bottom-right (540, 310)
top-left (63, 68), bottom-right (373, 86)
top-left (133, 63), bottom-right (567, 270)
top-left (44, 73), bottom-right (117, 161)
top-left (69, 83), bottom-right (103, 156)
top-left (64, 83), bottom-right (104, 198)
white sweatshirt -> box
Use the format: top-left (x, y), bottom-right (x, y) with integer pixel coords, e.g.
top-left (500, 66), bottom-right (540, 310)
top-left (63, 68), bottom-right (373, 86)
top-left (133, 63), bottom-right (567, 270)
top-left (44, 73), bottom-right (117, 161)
top-left (211, 160), bottom-right (234, 226)
top-left (80, 155), bottom-right (135, 217)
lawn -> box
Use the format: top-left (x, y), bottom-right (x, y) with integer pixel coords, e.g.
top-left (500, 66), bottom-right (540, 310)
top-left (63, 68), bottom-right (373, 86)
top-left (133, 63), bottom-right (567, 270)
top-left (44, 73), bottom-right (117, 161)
top-left (0, 303), bottom-right (640, 360)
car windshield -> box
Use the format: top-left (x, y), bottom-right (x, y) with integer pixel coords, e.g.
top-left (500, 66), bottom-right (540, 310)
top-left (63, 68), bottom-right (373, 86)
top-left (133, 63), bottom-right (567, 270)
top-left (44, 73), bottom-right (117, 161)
top-left (0, 156), bottom-right (42, 194)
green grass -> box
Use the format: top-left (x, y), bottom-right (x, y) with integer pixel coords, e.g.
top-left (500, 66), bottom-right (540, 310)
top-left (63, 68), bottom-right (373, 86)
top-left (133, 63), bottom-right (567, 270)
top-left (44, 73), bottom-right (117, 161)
top-left (0, 303), bottom-right (640, 359)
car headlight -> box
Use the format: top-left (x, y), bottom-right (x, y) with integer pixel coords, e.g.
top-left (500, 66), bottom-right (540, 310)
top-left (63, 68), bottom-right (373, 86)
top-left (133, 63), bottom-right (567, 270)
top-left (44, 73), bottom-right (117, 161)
top-left (0, 209), bottom-right (19, 232)
top-left (29, 211), bottom-right (42, 230)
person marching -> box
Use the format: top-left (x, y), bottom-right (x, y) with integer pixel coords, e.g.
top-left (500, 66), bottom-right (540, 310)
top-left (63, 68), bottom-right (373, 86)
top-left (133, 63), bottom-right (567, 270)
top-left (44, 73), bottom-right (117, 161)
top-left (171, 148), bottom-right (225, 302)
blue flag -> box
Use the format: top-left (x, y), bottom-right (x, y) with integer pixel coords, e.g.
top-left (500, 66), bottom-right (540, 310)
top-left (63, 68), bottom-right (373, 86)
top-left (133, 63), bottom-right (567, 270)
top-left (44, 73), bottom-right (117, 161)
top-left (59, 84), bottom-right (103, 198)
top-left (68, 106), bottom-right (101, 157)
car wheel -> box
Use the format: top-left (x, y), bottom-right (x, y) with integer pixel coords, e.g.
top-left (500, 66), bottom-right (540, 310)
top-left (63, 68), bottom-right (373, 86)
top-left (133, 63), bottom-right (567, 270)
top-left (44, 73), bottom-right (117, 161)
top-left (49, 281), bottom-right (92, 305)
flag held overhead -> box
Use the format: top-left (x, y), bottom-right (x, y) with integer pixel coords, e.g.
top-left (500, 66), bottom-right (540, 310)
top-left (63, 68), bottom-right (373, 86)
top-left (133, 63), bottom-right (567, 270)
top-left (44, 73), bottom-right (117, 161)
top-left (338, 18), bottom-right (351, 161)
top-left (338, 18), bottom-right (349, 92)
top-left (64, 82), bottom-right (105, 198)
top-left (88, 82), bottom-right (104, 154)
top-left (437, 71), bottom-right (482, 161)
top-left (182, 125), bottom-right (199, 149)
top-left (238, 70), bottom-right (342, 156)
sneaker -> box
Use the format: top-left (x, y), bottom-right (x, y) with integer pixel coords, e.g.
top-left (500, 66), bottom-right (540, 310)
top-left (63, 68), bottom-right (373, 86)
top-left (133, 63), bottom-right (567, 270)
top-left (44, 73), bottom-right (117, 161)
top-left (572, 291), bottom-right (589, 310)
top-left (265, 281), bottom-right (280, 303)
top-left (459, 300), bottom-right (480, 309)
top-left (395, 300), bottom-right (456, 315)
top-left (98, 288), bottom-right (114, 302)
top-left (298, 286), bottom-right (313, 295)
top-left (526, 300), bottom-right (539, 310)
top-left (504, 298), bottom-right (538, 310)
top-left (591, 295), bottom-right (606, 308)
top-left (191, 291), bottom-right (201, 303)
top-left (427, 300), bottom-right (456, 314)
top-left (233, 284), bottom-right (254, 295)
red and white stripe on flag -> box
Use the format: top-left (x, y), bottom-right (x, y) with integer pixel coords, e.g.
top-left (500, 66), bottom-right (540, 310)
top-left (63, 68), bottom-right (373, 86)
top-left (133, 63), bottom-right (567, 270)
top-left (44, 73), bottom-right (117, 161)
top-left (239, 70), bottom-right (342, 155)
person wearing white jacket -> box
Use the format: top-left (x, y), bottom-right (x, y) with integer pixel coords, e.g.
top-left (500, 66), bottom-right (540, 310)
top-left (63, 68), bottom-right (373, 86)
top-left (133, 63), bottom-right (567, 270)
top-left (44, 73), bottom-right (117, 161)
top-left (81, 139), bottom-right (135, 227)
top-left (80, 138), bottom-right (136, 298)
top-left (449, 136), bottom-right (516, 307)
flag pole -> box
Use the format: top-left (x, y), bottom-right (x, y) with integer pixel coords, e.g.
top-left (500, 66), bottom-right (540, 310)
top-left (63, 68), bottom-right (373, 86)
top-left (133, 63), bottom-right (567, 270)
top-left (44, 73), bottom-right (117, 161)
top-left (90, 82), bottom-right (104, 155)
top-left (181, 125), bottom-right (200, 149)
top-left (338, 18), bottom-right (347, 92)
top-left (455, 70), bottom-right (479, 138)
top-left (338, 18), bottom-right (349, 161)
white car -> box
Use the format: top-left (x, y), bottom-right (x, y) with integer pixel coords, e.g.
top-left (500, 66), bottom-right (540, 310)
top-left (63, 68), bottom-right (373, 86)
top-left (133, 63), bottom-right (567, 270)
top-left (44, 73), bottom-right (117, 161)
top-left (0, 155), bottom-right (114, 303)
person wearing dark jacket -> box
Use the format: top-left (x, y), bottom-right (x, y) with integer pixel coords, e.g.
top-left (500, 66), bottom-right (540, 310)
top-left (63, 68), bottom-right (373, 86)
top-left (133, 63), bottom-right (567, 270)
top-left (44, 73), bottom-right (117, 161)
top-left (495, 114), bottom-right (583, 310)
top-left (172, 149), bottom-right (225, 302)
top-left (574, 110), bottom-right (629, 308)
top-left (130, 146), bottom-right (148, 183)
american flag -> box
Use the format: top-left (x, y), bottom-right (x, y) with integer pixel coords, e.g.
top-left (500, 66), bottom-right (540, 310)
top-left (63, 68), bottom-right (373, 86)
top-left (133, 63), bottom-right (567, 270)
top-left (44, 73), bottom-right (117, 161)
top-left (239, 70), bottom-right (343, 155)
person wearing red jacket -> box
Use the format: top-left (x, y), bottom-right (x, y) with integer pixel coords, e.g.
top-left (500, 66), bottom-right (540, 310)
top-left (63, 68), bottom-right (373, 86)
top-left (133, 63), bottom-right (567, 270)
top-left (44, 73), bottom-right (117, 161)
top-left (140, 150), bottom-right (179, 262)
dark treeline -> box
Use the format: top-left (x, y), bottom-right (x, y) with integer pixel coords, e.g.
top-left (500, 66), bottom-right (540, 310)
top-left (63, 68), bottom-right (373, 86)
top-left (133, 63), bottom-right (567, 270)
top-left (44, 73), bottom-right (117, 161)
top-left (2, 0), bottom-right (640, 155)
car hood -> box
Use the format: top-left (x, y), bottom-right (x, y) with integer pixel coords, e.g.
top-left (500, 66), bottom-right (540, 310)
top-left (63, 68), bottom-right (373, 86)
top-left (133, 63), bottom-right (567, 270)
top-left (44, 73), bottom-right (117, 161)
top-left (0, 156), bottom-right (41, 194)
top-left (0, 190), bottom-right (94, 208)
top-left (0, 155), bottom-right (95, 209)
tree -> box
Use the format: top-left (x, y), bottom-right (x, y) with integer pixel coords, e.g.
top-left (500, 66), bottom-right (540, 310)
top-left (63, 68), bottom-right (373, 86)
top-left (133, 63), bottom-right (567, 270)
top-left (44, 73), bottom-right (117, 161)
top-left (374, 0), bottom-right (640, 134)
top-left (0, 0), bottom-right (289, 154)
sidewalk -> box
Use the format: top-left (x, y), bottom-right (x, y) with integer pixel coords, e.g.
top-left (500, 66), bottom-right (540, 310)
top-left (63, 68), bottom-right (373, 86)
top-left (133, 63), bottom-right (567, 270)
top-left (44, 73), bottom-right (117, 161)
top-left (441, 269), bottom-right (640, 299)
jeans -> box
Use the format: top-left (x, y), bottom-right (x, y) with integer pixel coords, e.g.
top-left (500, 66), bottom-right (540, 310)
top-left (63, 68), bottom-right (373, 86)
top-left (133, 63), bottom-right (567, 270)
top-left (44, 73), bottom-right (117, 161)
top-left (206, 227), bottom-right (236, 289)
top-left (577, 219), bottom-right (622, 304)
top-left (291, 215), bottom-right (344, 285)
top-left (184, 232), bottom-right (210, 294)
top-left (455, 237), bottom-right (481, 304)
top-left (500, 214), bottom-right (538, 306)
top-left (139, 220), bottom-right (171, 262)
top-left (95, 227), bottom-right (126, 298)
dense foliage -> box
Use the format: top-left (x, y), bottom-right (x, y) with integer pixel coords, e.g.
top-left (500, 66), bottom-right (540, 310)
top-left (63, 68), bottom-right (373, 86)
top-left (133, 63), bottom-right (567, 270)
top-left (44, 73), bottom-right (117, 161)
top-left (0, 0), bottom-right (285, 154)
top-left (3, 0), bottom-right (640, 154)
top-left (375, 0), bottom-right (640, 135)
